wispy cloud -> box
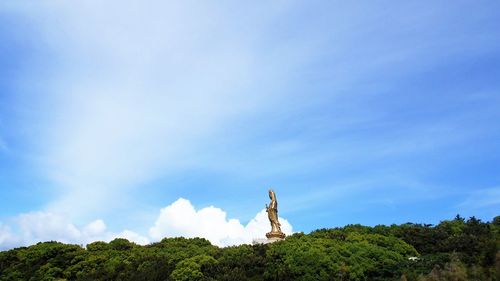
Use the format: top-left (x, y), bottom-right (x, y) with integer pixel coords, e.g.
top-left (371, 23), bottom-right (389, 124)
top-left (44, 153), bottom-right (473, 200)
top-left (459, 187), bottom-right (500, 209)
top-left (1, 1), bottom-right (499, 235)
top-left (0, 136), bottom-right (7, 153)
top-left (1, 1), bottom-right (318, 219)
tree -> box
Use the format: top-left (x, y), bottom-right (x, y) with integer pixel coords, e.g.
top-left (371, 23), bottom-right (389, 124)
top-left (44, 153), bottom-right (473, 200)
top-left (0, 215), bottom-right (497, 281)
top-left (170, 255), bottom-right (217, 281)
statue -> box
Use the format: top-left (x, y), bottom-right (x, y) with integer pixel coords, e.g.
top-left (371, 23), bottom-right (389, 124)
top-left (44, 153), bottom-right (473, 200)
top-left (265, 189), bottom-right (286, 239)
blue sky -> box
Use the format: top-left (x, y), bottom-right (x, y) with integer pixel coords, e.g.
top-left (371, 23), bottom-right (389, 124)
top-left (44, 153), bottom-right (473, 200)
top-left (0, 1), bottom-right (499, 248)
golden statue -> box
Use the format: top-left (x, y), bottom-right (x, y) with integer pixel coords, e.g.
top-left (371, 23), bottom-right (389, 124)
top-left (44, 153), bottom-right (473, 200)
top-left (265, 189), bottom-right (286, 239)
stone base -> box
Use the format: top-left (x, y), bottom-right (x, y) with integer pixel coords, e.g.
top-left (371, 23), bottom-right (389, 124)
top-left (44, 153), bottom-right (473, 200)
top-left (266, 231), bottom-right (286, 239)
top-left (252, 231), bottom-right (286, 245)
top-left (252, 237), bottom-right (285, 245)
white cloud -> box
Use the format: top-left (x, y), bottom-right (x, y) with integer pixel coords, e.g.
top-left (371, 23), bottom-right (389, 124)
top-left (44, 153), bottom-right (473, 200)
top-left (0, 198), bottom-right (292, 250)
top-left (116, 230), bottom-right (150, 246)
top-left (17, 212), bottom-right (82, 244)
top-left (0, 223), bottom-right (15, 249)
top-left (149, 198), bottom-right (292, 246)
top-left (0, 212), bottom-right (149, 249)
top-left (82, 219), bottom-right (107, 237)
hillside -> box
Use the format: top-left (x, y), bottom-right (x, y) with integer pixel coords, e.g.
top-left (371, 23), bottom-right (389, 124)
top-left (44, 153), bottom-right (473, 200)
top-left (0, 216), bottom-right (498, 281)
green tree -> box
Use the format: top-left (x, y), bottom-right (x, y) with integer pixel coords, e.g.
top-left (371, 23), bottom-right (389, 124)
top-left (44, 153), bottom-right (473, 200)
top-left (170, 255), bottom-right (217, 281)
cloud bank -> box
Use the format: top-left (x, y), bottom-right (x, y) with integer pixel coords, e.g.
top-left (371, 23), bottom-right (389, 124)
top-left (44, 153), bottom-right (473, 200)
top-left (150, 198), bottom-right (292, 246)
top-left (0, 212), bottom-right (149, 249)
top-left (0, 198), bottom-right (292, 250)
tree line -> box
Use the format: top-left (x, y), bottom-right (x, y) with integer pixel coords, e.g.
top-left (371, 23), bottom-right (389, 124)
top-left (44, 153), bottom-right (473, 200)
top-left (0, 215), bottom-right (498, 281)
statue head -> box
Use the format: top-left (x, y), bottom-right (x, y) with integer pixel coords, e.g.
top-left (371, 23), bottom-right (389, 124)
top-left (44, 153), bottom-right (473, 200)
top-left (268, 189), bottom-right (275, 200)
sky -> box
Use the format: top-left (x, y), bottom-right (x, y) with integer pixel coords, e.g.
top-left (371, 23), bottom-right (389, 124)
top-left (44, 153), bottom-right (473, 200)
top-left (0, 1), bottom-right (499, 249)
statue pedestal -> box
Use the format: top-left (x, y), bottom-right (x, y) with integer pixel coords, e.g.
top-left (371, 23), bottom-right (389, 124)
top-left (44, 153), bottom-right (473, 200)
top-left (252, 237), bottom-right (284, 245)
top-left (253, 232), bottom-right (286, 245)
top-left (266, 231), bottom-right (286, 239)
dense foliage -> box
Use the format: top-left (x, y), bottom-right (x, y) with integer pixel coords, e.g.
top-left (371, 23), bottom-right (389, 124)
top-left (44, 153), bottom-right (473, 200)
top-left (0, 216), bottom-right (498, 280)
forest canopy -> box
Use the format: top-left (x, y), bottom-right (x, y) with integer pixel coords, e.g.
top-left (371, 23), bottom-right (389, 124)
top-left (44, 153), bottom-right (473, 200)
top-left (0, 215), bottom-right (498, 281)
